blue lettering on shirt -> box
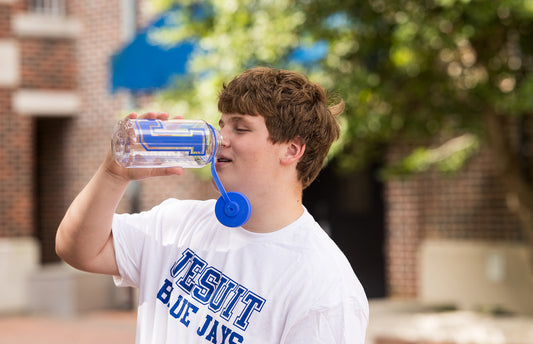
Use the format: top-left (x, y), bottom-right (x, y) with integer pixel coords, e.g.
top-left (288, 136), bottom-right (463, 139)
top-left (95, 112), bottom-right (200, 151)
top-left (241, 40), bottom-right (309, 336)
top-left (234, 291), bottom-right (266, 331)
top-left (177, 254), bottom-right (207, 294)
top-left (193, 266), bottom-right (221, 304)
top-left (157, 248), bottom-right (266, 342)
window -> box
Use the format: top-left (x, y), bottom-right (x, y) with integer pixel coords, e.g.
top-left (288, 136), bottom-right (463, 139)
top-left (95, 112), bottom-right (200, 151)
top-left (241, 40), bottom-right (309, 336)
top-left (28, 0), bottom-right (66, 16)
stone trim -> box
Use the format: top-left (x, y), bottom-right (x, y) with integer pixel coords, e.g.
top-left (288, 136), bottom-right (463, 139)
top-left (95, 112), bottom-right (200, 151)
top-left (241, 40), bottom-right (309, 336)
top-left (0, 39), bottom-right (18, 87)
top-left (12, 13), bottom-right (80, 39)
top-left (13, 89), bottom-right (80, 116)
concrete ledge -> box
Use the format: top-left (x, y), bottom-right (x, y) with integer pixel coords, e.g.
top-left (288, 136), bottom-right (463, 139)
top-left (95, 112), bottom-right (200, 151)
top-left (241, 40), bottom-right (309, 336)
top-left (13, 89), bottom-right (80, 116)
top-left (366, 299), bottom-right (533, 344)
top-left (0, 237), bottom-right (39, 313)
top-left (419, 239), bottom-right (533, 314)
top-left (27, 263), bottom-right (132, 317)
top-left (12, 13), bottom-right (81, 39)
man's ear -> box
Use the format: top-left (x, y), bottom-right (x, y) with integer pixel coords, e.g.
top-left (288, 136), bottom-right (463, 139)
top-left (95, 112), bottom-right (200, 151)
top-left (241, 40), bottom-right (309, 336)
top-left (280, 136), bottom-right (305, 165)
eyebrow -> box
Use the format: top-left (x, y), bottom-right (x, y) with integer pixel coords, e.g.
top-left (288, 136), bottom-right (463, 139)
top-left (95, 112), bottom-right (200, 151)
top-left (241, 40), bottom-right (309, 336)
top-left (218, 115), bottom-right (248, 127)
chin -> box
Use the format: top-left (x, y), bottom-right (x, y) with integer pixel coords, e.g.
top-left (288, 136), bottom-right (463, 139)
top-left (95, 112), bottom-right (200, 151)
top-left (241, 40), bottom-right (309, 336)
top-left (210, 174), bottom-right (238, 194)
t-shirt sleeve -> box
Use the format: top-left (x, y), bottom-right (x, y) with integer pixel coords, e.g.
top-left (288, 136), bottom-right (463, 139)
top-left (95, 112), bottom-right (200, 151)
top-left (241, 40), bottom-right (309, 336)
top-left (281, 300), bottom-right (368, 344)
top-left (112, 213), bottom-right (145, 288)
top-left (112, 199), bottom-right (180, 288)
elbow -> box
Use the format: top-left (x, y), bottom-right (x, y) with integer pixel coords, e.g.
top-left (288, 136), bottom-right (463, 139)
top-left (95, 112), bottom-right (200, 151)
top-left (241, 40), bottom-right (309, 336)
top-left (55, 228), bottom-right (68, 262)
top-left (54, 225), bottom-right (113, 274)
top-left (55, 225), bottom-right (76, 266)
top-left (55, 239), bottom-right (66, 261)
top-left (55, 235), bottom-right (84, 271)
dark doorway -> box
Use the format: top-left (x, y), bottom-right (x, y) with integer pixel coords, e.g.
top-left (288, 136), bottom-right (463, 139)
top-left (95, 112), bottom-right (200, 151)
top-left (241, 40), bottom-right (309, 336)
top-left (34, 117), bottom-right (70, 263)
top-left (303, 161), bottom-right (386, 298)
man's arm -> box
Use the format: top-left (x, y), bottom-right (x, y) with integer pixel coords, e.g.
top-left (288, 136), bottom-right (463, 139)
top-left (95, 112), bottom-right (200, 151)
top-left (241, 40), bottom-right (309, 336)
top-left (55, 112), bottom-right (182, 276)
top-left (56, 154), bottom-right (130, 275)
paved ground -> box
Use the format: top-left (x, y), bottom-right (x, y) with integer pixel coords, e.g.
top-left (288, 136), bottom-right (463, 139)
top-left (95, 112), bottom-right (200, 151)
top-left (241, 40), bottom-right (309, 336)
top-left (0, 310), bottom-right (137, 344)
top-left (366, 300), bottom-right (533, 344)
top-left (1, 301), bottom-right (533, 344)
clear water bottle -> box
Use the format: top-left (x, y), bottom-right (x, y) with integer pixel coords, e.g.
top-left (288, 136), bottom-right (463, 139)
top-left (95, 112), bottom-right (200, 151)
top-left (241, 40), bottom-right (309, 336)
top-left (111, 118), bottom-right (222, 168)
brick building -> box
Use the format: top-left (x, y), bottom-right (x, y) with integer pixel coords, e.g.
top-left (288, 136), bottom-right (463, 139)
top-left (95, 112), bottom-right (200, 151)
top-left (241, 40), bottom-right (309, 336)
top-left (0, 0), bottom-right (216, 314)
top-left (384, 146), bottom-right (531, 312)
top-left (0, 0), bottom-right (531, 315)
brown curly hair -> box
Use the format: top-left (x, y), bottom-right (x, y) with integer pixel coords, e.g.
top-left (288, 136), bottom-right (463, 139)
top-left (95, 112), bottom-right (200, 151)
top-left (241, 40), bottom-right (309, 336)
top-left (218, 67), bottom-right (343, 189)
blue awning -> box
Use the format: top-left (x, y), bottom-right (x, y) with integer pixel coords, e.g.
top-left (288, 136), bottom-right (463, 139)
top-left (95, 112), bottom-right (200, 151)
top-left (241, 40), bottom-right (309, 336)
top-left (110, 9), bottom-right (196, 93)
top-left (110, 8), bottom-right (328, 93)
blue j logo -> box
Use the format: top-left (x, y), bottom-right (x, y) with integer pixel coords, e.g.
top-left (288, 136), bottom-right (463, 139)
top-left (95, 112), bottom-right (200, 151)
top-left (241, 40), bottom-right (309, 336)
top-left (135, 119), bottom-right (208, 155)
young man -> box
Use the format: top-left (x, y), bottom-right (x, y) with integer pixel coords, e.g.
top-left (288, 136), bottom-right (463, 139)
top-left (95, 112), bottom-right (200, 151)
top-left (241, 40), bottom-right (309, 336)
top-left (56, 67), bottom-right (369, 343)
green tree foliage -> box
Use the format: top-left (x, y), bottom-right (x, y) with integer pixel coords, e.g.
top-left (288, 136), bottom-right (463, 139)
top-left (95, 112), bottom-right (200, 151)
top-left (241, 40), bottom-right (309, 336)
top-left (148, 0), bottom-right (533, 243)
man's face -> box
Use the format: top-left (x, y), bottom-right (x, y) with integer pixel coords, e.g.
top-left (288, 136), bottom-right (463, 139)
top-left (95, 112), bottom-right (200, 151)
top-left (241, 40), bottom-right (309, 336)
top-left (215, 113), bottom-right (286, 196)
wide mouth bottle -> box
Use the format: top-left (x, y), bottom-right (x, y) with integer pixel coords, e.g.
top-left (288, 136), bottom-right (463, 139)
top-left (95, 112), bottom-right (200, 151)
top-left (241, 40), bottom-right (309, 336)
top-left (112, 118), bottom-right (222, 168)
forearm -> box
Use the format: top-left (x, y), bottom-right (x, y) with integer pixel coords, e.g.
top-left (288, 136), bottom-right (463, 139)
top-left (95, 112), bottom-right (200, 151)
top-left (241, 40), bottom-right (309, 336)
top-left (56, 159), bottom-right (129, 275)
top-left (56, 112), bottom-right (183, 275)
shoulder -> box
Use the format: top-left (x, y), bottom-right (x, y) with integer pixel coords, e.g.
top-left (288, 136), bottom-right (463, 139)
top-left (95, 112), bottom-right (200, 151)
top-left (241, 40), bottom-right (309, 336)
top-left (113, 198), bottom-right (217, 238)
top-left (293, 211), bottom-right (354, 276)
top-left (280, 214), bottom-right (369, 343)
top-left (115, 198), bottom-right (216, 221)
top-left (286, 211), bottom-right (368, 302)
top-left (153, 198), bottom-right (216, 214)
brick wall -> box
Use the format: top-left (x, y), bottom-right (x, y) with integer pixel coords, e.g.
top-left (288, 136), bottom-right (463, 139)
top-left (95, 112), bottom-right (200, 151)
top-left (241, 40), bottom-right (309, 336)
top-left (0, 1), bottom-right (34, 240)
top-left (420, 150), bottom-right (522, 241)
top-left (0, 0), bottom-right (80, 261)
top-left (66, 0), bottom-right (125, 195)
top-left (0, 113), bottom-right (34, 237)
top-left (19, 39), bottom-right (76, 89)
top-left (385, 145), bottom-right (523, 297)
top-left (0, 4), bottom-right (11, 37)
top-left (385, 174), bottom-right (422, 297)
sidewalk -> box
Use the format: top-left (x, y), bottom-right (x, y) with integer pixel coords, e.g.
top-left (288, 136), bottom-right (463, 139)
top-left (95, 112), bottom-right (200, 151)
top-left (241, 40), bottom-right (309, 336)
top-left (367, 299), bottom-right (533, 344)
top-left (1, 301), bottom-right (533, 344)
top-left (0, 310), bottom-right (136, 344)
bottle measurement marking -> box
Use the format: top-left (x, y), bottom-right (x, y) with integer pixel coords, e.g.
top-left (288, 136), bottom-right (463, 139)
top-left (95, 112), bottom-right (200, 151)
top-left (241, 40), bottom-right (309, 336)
top-left (136, 119), bottom-right (208, 155)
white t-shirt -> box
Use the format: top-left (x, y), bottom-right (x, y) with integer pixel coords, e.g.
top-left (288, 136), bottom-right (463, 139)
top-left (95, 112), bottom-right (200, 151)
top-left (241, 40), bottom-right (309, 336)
top-left (112, 198), bottom-right (368, 344)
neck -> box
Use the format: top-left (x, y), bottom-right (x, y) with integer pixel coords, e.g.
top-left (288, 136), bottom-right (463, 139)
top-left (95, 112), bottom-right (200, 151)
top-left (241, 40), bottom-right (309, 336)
top-left (242, 184), bottom-right (304, 233)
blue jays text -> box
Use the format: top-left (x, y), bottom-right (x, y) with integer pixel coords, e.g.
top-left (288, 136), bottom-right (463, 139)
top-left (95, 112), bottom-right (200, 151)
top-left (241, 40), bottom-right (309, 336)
top-left (157, 248), bottom-right (266, 343)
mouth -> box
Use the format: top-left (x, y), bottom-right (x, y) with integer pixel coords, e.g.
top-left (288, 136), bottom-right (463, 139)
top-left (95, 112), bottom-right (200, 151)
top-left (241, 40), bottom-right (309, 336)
top-left (216, 156), bottom-right (232, 163)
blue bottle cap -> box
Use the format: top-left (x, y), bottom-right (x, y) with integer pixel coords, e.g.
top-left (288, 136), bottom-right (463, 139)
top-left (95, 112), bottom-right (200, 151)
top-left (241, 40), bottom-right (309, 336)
top-left (214, 191), bottom-right (251, 227)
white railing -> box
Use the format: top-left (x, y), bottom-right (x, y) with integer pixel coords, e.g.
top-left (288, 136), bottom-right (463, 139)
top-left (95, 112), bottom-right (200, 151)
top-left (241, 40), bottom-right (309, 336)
top-left (28, 0), bottom-right (66, 17)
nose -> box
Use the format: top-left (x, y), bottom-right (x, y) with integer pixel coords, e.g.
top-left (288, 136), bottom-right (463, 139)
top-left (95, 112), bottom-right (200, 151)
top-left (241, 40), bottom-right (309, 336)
top-left (220, 136), bottom-right (229, 148)
top-left (219, 128), bottom-right (230, 148)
